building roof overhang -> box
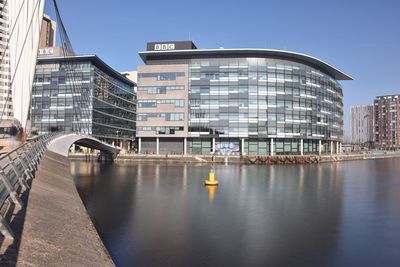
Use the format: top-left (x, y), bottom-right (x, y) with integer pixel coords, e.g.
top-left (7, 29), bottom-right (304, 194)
top-left (37, 55), bottom-right (136, 86)
top-left (138, 48), bottom-right (353, 80)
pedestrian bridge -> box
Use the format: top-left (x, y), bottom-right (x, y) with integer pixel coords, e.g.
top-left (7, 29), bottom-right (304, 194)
top-left (47, 133), bottom-right (120, 158)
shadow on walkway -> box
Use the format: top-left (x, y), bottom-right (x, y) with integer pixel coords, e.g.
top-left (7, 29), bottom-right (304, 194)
top-left (0, 175), bottom-right (34, 265)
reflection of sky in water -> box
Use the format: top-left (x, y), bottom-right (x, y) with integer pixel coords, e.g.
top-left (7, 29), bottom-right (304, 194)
top-left (72, 159), bottom-right (400, 267)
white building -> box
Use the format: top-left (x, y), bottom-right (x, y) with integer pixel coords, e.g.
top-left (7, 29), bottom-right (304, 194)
top-left (350, 104), bottom-right (374, 145)
top-left (0, 0), bottom-right (45, 128)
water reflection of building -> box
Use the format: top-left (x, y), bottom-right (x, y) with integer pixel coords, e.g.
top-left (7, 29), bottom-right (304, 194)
top-left (73, 162), bottom-right (344, 266)
top-left (137, 164), bottom-right (343, 266)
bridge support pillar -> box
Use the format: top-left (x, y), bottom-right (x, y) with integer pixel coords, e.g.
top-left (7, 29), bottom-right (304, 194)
top-left (156, 137), bottom-right (159, 155)
top-left (330, 141), bottom-right (334, 155)
top-left (300, 139), bottom-right (304, 156)
top-left (184, 137), bottom-right (187, 155)
top-left (138, 137), bottom-right (141, 153)
top-left (212, 137), bottom-right (215, 154)
top-left (270, 138), bottom-right (274, 156)
top-left (319, 140), bottom-right (322, 155)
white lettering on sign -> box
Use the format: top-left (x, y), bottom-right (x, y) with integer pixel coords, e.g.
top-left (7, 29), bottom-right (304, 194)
top-left (154, 43), bottom-right (175, 51)
top-left (38, 48), bottom-right (54, 55)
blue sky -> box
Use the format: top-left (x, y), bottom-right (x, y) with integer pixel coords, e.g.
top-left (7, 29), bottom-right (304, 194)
top-left (45, 0), bottom-right (400, 136)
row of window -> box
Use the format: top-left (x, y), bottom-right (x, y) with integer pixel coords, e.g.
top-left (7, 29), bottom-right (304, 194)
top-left (137, 113), bottom-right (184, 121)
top-left (188, 138), bottom-right (334, 155)
top-left (138, 72), bottom-right (185, 81)
top-left (138, 99), bottom-right (185, 108)
top-left (138, 85), bottom-right (184, 94)
top-left (138, 126), bottom-right (184, 135)
top-left (190, 87), bottom-right (341, 99)
top-left (188, 126), bottom-right (337, 135)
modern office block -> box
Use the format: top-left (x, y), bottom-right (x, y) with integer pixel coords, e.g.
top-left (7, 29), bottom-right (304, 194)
top-left (137, 41), bottom-right (352, 155)
top-left (31, 54), bottom-right (136, 148)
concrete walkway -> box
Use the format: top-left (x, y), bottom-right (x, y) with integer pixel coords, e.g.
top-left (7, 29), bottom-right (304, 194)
top-left (9, 151), bottom-right (114, 266)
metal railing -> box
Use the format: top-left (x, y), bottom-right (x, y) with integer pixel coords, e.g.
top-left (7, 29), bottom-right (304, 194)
top-left (0, 133), bottom-right (56, 240)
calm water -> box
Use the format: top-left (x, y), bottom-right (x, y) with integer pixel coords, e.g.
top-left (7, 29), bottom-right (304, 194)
top-left (72, 158), bottom-right (400, 267)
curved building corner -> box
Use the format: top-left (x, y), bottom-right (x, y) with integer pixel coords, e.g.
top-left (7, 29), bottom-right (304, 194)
top-left (136, 41), bottom-right (352, 156)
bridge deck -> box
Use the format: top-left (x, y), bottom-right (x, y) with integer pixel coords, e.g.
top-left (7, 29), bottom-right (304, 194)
top-left (14, 151), bottom-right (114, 266)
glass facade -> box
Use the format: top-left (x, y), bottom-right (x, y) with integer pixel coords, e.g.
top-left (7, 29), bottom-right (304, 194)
top-left (137, 42), bottom-right (350, 155)
top-left (187, 58), bottom-right (343, 155)
top-left (31, 56), bottom-right (136, 142)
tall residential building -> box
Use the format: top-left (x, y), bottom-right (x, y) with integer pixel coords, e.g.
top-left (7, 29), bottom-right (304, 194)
top-left (136, 41), bottom-right (352, 155)
top-left (0, 0), bottom-right (12, 120)
top-left (350, 104), bottom-right (374, 145)
top-left (31, 54), bottom-right (137, 148)
top-left (374, 95), bottom-right (400, 149)
top-left (0, 0), bottom-right (45, 127)
top-left (39, 14), bottom-right (56, 48)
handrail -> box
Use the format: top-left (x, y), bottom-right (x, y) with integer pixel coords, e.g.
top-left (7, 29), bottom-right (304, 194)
top-left (0, 133), bottom-right (57, 240)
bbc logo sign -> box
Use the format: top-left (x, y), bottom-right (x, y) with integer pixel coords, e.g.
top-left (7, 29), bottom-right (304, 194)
top-left (38, 48), bottom-right (54, 55)
top-left (154, 43), bottom-right (175, 51)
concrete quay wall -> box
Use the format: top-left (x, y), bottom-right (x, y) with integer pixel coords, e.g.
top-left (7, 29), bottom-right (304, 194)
top-left (1, 151), bottom-right (114, 266)
top-left (113, 152), bottom-right (400, 165)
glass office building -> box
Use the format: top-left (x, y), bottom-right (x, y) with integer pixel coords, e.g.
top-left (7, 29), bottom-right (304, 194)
top-left (137, 41), bottom-right (352, 155)
top-left (31, 55), bottom-right (136, 148)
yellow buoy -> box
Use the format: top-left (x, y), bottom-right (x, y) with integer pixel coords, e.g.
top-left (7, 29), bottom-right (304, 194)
top-left (205, 170), bottom-right (219, 186)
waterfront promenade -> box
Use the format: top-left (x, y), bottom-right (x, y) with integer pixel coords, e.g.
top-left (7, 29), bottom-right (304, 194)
top-left (107, 151), bottom-right (400, 164)
top-left (0, 151), bottom-right (114, 266)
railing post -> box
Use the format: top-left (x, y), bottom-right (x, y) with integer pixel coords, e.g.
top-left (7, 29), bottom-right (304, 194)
top-left (0, 170), bottom-right (23, 208)
top-left (26, 144), bottom-right (38, 171)
top-left (0, 215), bottom-right (14, 240)
top-left (8, 156), bottom-right (30, 190)
top-left (24, 143), bottom-right (38, 172)
top-left (31, 144), bottom-right (41, 166)
top-left (16, 148), bottom-right (34, 180)
top-left (37, 141), bottom-right (45, 158)
top-left (33, 142), bottom-right (42, 161)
